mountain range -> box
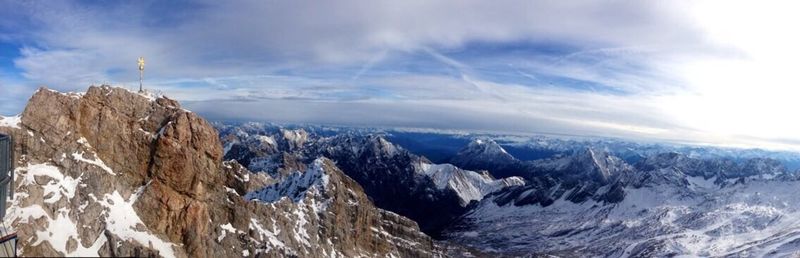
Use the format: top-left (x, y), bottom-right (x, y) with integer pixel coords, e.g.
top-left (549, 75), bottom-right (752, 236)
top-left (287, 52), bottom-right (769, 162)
top-left (4, 86), bottom-right (800, 257)
top-left (0, 86), bottom-right (446, 257)
top-left (217, 121), bottom-right (800, 257)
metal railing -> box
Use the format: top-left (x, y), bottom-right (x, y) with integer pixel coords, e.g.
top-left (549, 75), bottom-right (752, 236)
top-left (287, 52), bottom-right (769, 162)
top-left (0, 134), bottom-right (12, 220)
top-left (0, 133), bottom-right (15, 257)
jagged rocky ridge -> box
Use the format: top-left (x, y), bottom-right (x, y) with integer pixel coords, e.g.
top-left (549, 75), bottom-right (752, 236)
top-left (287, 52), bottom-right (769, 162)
top-left (451, 139), bottom-right (791, 206)
top-left (217, 125), bottom-right (525, 237)
top-left (219, 126), bottom-right (800, 257)
top-left (445, 140), bottom-right (800, 257)
top-left (0, 86), bottom-right (444, 257)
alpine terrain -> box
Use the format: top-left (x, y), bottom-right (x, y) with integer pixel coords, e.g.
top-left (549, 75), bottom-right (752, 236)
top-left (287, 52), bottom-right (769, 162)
top-left (218, 123), bottom-right (800, 257)
top-left (0, 86), bottom-right (445, 257)
top-left (5, 86), bottom-right (800, 257)
top-left (5, 1), bottom-right (800, 258)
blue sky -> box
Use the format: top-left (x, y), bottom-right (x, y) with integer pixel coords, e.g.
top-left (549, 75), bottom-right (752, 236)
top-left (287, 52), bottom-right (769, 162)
top-left (2, 1), bottom-right (800, 150)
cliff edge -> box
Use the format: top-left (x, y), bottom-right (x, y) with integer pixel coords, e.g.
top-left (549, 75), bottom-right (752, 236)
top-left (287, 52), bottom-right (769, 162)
top-left (0, 86), bottom-right (441, 257)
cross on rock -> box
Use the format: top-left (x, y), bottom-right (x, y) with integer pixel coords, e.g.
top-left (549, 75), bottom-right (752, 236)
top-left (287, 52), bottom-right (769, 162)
top-left (138, 57), bottom-right (145, 93)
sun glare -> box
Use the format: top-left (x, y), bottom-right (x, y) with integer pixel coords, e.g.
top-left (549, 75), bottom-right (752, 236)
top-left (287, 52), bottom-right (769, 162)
top-left (659, 1), bottom-right (800, 147)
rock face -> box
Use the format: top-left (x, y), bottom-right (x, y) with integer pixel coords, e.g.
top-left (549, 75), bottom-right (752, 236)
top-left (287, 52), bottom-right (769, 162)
top-left (217, 127), bottom-right (524, 237)
top-left (245, 158), bottom-right (438, 257)
top-left (0, 86), bottom-right (442, 257)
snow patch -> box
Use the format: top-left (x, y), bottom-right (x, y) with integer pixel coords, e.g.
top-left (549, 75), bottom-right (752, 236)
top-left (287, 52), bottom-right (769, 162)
top-left (257, 135), bottom-right (277, 146)
top-left (245, 158), bottom-right (330, 203)
top-left (98, 189), bottom-right (177, 258)
top-left (72, 151), bottom-right (116, 175)
top-left (8, 164), bottom-right (107, 256)
top-left (218, 223), bottom-right (241, 242)
top-left (135, 89), bottom-right (158, 102)
top-left (249, 218), bottom-right (285, 249)
top-left (0, 115), bottom-right (21, 129)
top-left (30, 208), bottom-right (108, 256)
top-left (19, 163), bottom-right (81, 204)
top-left (686, 176), bottom-right (717, 190)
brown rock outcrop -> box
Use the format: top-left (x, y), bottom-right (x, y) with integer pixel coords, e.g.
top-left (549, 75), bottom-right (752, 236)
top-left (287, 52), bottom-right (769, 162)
top-left (0, 85), bottom-right (444, 257)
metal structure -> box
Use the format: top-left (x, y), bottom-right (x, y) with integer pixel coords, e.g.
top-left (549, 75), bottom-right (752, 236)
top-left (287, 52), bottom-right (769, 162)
top-left (0, 134), bottom-right (15, 257)
top-left (0, 134), bottom-right (12, 216)
top-left (138, 57), bottom-right (145, 93)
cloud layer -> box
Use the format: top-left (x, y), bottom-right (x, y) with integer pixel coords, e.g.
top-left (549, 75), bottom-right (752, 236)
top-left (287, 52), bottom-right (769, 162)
top-left (1, 1), bottom-right (798, 150)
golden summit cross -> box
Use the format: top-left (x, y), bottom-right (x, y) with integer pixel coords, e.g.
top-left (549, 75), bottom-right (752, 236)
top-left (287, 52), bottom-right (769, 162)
top-left (137, 57), bottom-right (145, 93)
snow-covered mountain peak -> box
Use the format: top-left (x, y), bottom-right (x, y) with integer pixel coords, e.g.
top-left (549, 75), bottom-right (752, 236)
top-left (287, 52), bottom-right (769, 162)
top-left (245, 158), bottom-right (331, 203)
top-left (280, 128), bottom-right (308, 149)
top-left (574, 147), bottom-right (628, 183)
top-left (450, 138), bottom-right (518, 174)
top-left (256, 135), bottom-right (277, 147)
top-left (314, 134), bottom-right (401, 158)
top-left (413, 160), bottom-right (525, 206)
top-left (466, 138), bottom-right (510, 156)
top-left (638, 152), bottom-right (692, 169)
top-left (636, 151), bottom-right (788, 181)
top-left (530, 147), bottom-right (632, 185)
top-left (373, 135), bottom-right (399, 156)
top-left (333, 134), bottom-right (402, 157)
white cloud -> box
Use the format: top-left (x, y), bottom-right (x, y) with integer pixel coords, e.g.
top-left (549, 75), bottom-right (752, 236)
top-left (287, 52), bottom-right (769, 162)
top-left (4, 1), bottom-right (708, 83)
top-left (5, 1), bottom-right (800, 150)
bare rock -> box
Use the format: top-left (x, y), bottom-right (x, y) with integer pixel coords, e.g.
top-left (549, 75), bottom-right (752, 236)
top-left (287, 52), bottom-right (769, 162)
top-left (0, 85), bottom-right (446, 258)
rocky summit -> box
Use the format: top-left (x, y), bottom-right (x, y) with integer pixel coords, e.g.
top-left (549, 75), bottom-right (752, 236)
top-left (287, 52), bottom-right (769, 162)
top-left (0, 86), bottom-right (443, 257)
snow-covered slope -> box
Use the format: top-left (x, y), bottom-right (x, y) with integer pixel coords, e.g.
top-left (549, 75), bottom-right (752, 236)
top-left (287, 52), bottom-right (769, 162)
top-left (0, 115), bottom-right (20, 129)
top-left (246, 158), bottom-right (330, 202)
top-left (445, 152), bottom-right (800, 257)
top-left (239, 157), bottom-right (444, 257)
top-left (216, 122), bottom-right (800, 256)
top-left (217, 125), bottom-right (525, 236)
top-left (450, 139), bottom-right (517, 173)
top-left (10, 162), bottom-right (182, 257)
top-left (413, 161), bottom-right (524, 206)
top-left (531, 148), bottom-right (632, 183)
top-left (637, 152), bottom-right (787, 181)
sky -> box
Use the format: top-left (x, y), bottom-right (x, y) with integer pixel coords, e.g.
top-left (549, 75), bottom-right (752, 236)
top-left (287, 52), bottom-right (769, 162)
top-left (1, 1), bottom-right (800, 150)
